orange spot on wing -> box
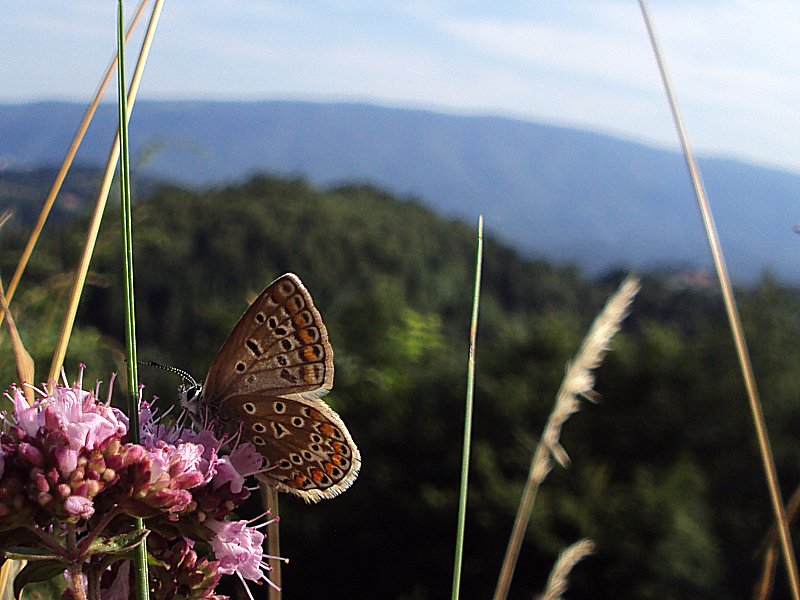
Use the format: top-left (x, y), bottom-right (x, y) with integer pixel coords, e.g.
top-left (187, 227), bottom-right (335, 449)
top-left (320, 423), bottom-right (334, 436)
top-left (331, 454), bottom-right (343, 466)
top-left (311, 469), bottom-right (324, 482)
top-left (292, 474), bottom-right (307, 488)
top-left (298, 328), bottom-right (314, 343)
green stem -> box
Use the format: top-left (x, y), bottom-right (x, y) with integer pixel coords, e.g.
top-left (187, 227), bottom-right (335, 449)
top-left (116, 2), bottom-right (149, 599)
top-left (451, 216), bottom-right (484, 600)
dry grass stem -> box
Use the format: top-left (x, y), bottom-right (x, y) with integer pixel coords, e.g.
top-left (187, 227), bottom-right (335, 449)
top-left (260, 485), bottom-right (282, 599)
top-left (0, 276), bottom-right (35, 404)
top-left (0, 0), bottom-right (149, 329)
top-left (538, 539), bottom-right (595, 600)
top-left (49, 0), bottom-right (165, 383)
top-left (639, 3), bottom-right (800, 597)
top-left (753, 485), bottom-right (800, 600)
top-left (493, 276), bottom-right (639, 600)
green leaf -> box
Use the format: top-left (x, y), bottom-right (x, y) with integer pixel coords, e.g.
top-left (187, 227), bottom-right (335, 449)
top-left (19, 574), bottom-right (68, 600)
top-left (13, 561), bottom-right (65, 600)
top-left (84, 529), bottom-right (149, 558)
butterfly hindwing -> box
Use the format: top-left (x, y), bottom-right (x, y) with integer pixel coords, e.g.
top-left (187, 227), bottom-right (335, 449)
top-left (202, 273), bottom-right (334, 404)
top-left (220, 393), bottom-right (361, 503)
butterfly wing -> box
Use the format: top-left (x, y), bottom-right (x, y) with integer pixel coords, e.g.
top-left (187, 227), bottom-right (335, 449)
top-left (218, 393), bottom-right (361, 503)
top-left (203, 273), bottom-right (334, 405)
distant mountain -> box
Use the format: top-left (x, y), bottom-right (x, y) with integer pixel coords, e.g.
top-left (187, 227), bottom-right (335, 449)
top-left (2, 100), bottom-right (799, 282)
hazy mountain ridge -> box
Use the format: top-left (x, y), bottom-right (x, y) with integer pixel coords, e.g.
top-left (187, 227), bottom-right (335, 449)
top-left (2, 100), bottom-right (799, 281)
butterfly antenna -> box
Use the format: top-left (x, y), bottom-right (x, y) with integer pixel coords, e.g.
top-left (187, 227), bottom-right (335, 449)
top-left (139, 360), bottom-right (199, 389)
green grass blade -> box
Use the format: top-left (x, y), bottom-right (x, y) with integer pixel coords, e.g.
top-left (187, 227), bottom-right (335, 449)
top-left (451, 215), bottom-right (484, 600)
top-left (116, 3), bottom-right (149, 599)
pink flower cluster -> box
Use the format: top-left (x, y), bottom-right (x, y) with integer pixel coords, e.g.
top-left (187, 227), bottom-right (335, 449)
top-left (1, 369), bottom-right (282, 600)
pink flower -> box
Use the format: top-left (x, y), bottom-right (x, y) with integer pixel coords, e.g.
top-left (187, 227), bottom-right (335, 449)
top-left (44, 385), bottom-right (127, 453)
top-left (126, 441), bottom-right (210, 515)
top-left (7, 386), bottom-right (45, 437)
top-left (208, 519), bottom-right (265, 581)
top-left (213, 443), bottom-right (263, 494)
top-left (64, 495), bottom-right (94, 519)
top-left (140, 401), bottom-right (194, 446)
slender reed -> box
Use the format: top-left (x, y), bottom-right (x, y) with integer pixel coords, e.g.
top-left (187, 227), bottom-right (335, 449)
top-left (493, 276), bottom-right (640, 600)
top-left (637, 3), bottom-right (800, 598)
top-left (538, 539), bottom-right (595, 600)
top-left (0, 0), bottom-right (148, 325)
top-left (451, 215), bottom-right (484, 600)
top-left (48, 0), bottom-right (166, 383)
top-left (116, 3), bottom-right (149, 599)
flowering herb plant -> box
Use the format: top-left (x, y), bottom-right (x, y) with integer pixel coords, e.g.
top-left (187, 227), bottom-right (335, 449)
top-left (0, 366), bottom-right (282, 600)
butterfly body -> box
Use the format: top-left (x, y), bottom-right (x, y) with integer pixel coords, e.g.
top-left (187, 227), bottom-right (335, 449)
top-left (185, 273), bottom-right (360, 503)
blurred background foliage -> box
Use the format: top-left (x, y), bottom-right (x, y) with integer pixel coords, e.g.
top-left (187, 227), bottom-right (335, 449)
top-left (3, 172), bottom-right (800, 598)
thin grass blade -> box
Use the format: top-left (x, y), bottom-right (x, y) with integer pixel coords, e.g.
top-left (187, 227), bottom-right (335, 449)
top-left (1, 0), bottom-right (148, 326)
top-left (48, 0), bottom-right (165, 383)
top-left (451, 215), bottom-right (484, 600)
top-left (638, 3), bottom-right (799, 597)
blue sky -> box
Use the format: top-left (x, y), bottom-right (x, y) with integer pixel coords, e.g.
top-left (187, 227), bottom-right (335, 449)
top-left (3, 1), bottom-right (800, 173)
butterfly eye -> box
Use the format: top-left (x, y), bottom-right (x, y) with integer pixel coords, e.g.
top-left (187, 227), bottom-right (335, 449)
top-left (242, 402), bottom-right (256, 415)
top-left (252, 422), bottom-right (267, 434)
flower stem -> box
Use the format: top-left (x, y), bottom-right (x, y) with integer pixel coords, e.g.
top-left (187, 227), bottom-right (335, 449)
top-left (26, 523), bottom-right (69, 559)
top-left (70, 565), bottom-right (88, 600)
top-left (78, 505), bottom-right (122, 555)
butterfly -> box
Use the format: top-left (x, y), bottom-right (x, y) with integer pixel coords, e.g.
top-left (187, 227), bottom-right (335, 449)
top-left (182, 273), bottom-right (360, 503)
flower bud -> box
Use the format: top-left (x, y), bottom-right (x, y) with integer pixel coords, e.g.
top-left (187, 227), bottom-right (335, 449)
top-left (18, 443), bottom-right (44, 467)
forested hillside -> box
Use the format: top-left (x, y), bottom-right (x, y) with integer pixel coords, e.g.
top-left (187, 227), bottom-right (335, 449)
top-left (3, 175), bottom-right (800, 598)
top-left (4, 101), bottom-right (800, 282)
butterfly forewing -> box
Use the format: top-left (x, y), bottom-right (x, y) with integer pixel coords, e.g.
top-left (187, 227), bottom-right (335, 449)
top-left (222, 393), bottom-right (361, 503)
top-left (203, 273), bottom-right (334, 404)
top-left (199, 273), bottom-right (358, 502)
